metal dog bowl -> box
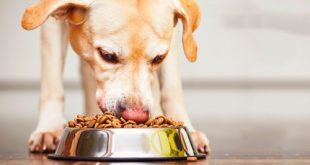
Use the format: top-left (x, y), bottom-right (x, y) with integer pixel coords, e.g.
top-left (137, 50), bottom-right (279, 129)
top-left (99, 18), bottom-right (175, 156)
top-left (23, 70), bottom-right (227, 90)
top-left (48, 127), bottom-right (206, 161)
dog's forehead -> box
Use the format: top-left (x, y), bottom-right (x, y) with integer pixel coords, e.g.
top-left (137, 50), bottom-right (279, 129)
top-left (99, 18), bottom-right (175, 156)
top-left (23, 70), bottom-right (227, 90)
top-left (88, 0), bottom-right (174, 54)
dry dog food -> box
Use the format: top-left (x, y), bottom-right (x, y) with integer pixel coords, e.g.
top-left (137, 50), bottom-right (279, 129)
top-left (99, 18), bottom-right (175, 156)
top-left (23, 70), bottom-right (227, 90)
top-left (68, 111), bottom-right (184, 128)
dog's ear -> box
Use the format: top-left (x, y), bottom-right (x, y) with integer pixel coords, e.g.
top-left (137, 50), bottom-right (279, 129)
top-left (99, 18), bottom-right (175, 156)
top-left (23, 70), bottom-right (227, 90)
top-left (173, 0), bottom-right (201, 62)
top-left (21, 0), bottom-right (90, 30)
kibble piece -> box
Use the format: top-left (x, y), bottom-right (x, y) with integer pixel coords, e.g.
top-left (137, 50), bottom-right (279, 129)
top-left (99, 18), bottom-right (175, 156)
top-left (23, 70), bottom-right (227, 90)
top-left (120, 117), bottom-right (126, 123)
top-left (87, 120), bottom-right (96, 128)
top-left (127, 120), bottom-right (137, 125)
top-left (77, 114), bottom-right (85, 118)
top-left (176, 121), bottom-right (184, 127)
top-left (68, 121), bottom-right (76, 127)
top-left (76, 118), bottom-right (84, 123)
top-left (104, 124), bottom-right (113, 128)
top-left (155, 117), bottom-right (165, 125)
top-left (123, 124), bottom-right (133, 128)
top-left (98, 116), bottom-right (108, 124)
top-left (98, 124), bottom-right (106, 128)
top-left (187, 156), bottom-right (197, 162)
top-left (145, 119), bottom-right (153, 126)
top-left (94, 122), bottom-right (100, 128)
top-left (105, 115), bottom-right (115, 120)
top-left (112, 122), bottom-right (122, 128)
top-left (84, 116), bottom-right (95, 121)
top-left (112, 118), bottom-right (120, 123)
top-left (76, 123), bottom-right (83, 128)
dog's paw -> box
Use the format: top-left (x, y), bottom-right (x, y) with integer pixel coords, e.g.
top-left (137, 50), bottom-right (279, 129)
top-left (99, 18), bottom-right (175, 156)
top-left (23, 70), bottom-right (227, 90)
top-left (190, 131), bottom-right (210, 154)
top-left (28, 128), bottom-right (63, 153)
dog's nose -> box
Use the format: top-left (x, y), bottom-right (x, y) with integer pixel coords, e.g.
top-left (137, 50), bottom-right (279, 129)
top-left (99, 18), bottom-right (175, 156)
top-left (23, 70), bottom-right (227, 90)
top-left (117, 102), bottom-right (149, 123)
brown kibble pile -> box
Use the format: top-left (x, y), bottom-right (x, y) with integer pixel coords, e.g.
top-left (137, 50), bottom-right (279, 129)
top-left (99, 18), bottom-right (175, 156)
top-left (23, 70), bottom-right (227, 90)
top-left (67, 112), bottom-right (184, 129)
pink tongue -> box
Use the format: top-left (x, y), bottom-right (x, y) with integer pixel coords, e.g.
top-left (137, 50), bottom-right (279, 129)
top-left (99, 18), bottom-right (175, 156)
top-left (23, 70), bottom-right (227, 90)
top-left (121, 108), bottom-right (149, 123)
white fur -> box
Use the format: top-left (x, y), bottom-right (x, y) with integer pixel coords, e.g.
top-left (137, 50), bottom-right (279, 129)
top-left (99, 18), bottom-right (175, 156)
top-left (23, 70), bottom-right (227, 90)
top-left (159, 27), bottom-right (195, 131)
top-left (28, 18), bottom-right (68, 152)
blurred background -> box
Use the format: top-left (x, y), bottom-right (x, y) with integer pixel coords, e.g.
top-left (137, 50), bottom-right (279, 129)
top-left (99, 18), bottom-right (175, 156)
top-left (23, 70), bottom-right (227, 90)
top-left (1, 0), bottom-right (310, 158)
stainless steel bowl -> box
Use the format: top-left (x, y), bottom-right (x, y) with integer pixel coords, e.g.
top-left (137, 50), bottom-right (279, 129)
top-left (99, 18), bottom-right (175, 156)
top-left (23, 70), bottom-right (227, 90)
top-left (48, 127), bottom-right (206, 161)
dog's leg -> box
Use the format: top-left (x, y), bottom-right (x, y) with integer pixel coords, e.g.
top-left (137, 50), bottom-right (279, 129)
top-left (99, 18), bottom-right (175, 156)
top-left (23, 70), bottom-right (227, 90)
top-left (159, 27), bottom-right (210, 153)
top-left (80, 59), bottom-right (98, 115)
top-left (29, 18), bottom-right (68, 153)
top-left (150, 72), bottom-right (164, 117)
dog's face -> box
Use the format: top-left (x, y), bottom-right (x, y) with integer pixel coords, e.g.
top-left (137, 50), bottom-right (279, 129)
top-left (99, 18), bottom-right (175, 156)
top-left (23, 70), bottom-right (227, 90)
top-left (22, 0), bottom-right (200, 123)
top-left (71, 0), bottom-right (175, 122)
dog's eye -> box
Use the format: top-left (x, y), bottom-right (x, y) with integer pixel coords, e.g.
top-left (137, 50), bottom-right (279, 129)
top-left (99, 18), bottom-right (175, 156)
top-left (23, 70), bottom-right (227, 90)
top-left (152, 55), bottom-right (165, 65)
top-left (98, 48), bottom-right (119, 64)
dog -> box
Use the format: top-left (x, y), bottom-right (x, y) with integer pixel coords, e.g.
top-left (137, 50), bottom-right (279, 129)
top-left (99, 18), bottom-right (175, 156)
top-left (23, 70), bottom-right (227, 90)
top-left (21, 0), bottom-right (209, 153)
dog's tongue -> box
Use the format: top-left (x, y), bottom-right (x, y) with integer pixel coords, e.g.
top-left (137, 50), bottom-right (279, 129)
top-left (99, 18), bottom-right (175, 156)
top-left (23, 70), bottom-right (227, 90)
top-left (121, 108), bottom-right (149, 123)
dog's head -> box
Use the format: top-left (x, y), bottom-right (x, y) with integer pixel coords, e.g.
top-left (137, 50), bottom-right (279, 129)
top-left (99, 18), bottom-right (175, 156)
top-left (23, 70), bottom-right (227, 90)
top-left (22, 0), bottom-right (200, 123)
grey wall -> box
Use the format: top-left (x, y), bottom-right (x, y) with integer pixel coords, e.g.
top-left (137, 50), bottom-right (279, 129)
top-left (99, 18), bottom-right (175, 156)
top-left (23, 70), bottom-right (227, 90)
top-left (2, 0), bottom-right (310, 84)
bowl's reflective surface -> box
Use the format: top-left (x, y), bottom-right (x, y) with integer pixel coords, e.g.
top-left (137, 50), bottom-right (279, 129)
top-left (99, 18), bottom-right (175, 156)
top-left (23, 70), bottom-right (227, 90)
top-left (54, 127), bottom-right (199, 159)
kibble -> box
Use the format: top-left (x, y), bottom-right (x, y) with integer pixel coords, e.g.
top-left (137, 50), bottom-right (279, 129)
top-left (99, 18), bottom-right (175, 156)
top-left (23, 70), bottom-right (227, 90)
top-left (67, 112), bottom-right (184, 128)
top-left (187, 156), bottom-right (198, 161)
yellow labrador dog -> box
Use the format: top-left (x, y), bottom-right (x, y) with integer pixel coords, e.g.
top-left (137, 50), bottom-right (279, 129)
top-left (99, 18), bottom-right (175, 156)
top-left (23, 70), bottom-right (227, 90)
top-left (22, 0), bottom-right (209, 153)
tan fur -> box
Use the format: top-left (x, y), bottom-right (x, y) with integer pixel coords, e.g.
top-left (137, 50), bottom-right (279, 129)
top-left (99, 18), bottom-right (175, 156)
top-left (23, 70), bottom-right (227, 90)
top-left (21, 0), bottom-right (209, 153)
top-left (22, 0), bottom-right (90, 30)
top-left (173, 0), bottom-right (200, 62)
top-left (180, 0), bottom-right (201, 31)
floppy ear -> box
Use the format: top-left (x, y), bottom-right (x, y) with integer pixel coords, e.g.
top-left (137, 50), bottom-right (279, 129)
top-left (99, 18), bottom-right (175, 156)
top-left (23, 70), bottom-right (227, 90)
top-left (173, 0), bottom-right (201, 62)
top-left (21, 0), bottom-right (90, 30)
